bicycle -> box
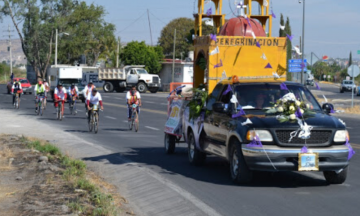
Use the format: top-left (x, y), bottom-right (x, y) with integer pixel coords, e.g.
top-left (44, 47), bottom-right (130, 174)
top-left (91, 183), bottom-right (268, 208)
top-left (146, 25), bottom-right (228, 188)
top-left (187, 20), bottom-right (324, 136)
top-left (129, 104), bottom-right (139, 132)
top-left (88, 105), bottom-right (100, 134)
top-left (43, 93), bottom-right (47, 110)
top-left (56, 100), bottom-right (65, 121)
top-left (14, 92), bottom-right (21, 109)
top-left (36, 94), bottom-right (45, 116)
top-left (69, 96), bottom-right (77, 115)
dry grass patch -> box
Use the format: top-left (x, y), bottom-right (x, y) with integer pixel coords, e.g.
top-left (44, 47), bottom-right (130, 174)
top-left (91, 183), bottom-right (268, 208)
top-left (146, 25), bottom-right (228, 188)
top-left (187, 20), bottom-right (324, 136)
top-left (336, 106), bottom-right (360, 114)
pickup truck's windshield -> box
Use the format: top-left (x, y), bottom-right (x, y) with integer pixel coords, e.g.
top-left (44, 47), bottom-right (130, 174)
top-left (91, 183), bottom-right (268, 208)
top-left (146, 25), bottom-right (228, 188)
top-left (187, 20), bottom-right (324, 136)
top-left (137, 69), bottom-right (148, 74)
top-left (343, 81), bottom-right (353, 84)
top-left (234, 84), bottom-right (321, 111)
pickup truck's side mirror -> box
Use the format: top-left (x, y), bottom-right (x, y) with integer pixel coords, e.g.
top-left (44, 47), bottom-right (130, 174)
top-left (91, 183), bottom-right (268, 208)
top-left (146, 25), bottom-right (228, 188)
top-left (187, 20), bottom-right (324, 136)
top-left (212, 102), bottom-right (227, 113)
top-left (322, 103), bottom-right (334, 114)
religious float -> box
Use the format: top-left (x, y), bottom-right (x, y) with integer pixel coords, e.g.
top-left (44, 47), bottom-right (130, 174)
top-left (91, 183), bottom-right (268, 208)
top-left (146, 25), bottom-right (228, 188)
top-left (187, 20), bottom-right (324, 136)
top-left (164, 0), bottom-right (354, 184)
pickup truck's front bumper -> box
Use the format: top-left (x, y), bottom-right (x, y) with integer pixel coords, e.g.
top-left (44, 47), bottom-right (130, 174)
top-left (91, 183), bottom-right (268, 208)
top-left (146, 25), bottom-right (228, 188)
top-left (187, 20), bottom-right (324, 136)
top-left (242, 145), bottom-right (349, 171)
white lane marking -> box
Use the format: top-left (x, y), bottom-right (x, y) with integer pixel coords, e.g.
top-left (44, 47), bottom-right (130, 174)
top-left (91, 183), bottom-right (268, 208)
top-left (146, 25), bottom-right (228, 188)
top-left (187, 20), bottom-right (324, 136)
top-left (103, 96), bottom-right (110, 98)
top-left (105, 116), bottom-right (117, 120)
top-left (77, 110), bottom-right (83, 112)
top-left (160, 103), bottom-right (168, 106)
top-left (145, 126), bottom-right (160, 131)
top-left (144, 101), bottom-right (155, 104)
top-left (22, 98), bottom-right (27, 100)
top-left (123, 120), bottom-right (129, 123)
top-left (114, 97), bottom-right (122, 100)
top-left (347, 127), bottom-right (353, 129)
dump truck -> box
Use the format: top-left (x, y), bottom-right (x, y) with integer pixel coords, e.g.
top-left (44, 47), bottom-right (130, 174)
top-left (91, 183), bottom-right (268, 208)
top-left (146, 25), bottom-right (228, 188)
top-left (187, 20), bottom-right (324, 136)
top-left (163, 0), bottom-right (353, 185)
top-left (98, 66), bottom-right (161, 93)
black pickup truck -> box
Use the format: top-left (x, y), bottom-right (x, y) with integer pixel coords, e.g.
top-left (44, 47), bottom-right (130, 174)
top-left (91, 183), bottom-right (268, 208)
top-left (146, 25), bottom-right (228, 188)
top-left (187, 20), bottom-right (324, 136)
top-left (170, 81), bottom-right (351, 185)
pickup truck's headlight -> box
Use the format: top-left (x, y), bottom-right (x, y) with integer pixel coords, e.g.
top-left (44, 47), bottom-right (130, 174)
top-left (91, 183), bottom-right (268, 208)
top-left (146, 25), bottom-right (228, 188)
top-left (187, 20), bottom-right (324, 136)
top-left (246, 130), bottom-right (273, 142)
top-left (334, 130), bottom-right (349, 142)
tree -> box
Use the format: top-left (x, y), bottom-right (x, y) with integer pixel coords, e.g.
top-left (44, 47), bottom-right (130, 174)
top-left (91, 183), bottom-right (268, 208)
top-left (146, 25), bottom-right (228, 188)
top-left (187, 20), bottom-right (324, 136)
top-left (279, 14), bottom-right (285, 37)
top-left (121, 41), bottom-right (164, 74)
top-left (348, 52), bottom-right (352, 67)
top-left (285, 17), bottom-right (292, 80)
top-left (158, 17), bottom-right (213, 59)
top-left (0, 0), bottom-right (116, 79)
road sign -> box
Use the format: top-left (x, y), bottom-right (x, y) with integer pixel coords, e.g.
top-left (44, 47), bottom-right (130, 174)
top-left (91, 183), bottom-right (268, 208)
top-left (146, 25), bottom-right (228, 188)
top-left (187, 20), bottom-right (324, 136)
top-left (347, 64), bottom-right (360, 77)
top-left (288, 59), bottom-right (307, 72)
top-left (328, 75), bottom-right (331, 79)
top-left (323, 75), bottom-right (326, 79)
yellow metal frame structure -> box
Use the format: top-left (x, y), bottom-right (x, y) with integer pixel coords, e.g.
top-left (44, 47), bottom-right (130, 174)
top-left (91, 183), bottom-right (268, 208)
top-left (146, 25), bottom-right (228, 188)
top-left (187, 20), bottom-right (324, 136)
top-left (193, 0), bottom-right (287, 93)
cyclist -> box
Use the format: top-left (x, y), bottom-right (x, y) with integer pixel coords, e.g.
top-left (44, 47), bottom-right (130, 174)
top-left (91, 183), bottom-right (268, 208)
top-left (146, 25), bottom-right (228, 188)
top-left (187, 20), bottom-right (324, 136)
top-left (11, 81), bottom-right (23, 106)
top-left (34, 80), bottom-right (46, 113)
top-left (54, 83), bottom-right (67, 117)
top-left (86, 89), bottom-right (104, 123)
top-left (68, 83), bottom-right (79, 111)
top-left (126, 86), bottom-right (142, 121)
top-left (84, 80), bottom-right (95, 115)
top-left (43, 79), bottom-right (50, 99)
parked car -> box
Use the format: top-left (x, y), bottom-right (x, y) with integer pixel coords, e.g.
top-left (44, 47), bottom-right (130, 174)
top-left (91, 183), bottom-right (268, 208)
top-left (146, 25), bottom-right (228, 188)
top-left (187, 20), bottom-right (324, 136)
top-left (7, 78), bottom-right (33, 94)
top-left (340, 80), bottom-right (356, 93)
top-left (306, 79), bottom-right (314, 86)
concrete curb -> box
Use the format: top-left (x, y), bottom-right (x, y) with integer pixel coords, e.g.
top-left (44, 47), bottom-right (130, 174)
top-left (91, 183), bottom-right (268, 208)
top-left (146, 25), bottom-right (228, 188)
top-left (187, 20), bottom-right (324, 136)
top-left (0, 109), bottom-right (222, 216)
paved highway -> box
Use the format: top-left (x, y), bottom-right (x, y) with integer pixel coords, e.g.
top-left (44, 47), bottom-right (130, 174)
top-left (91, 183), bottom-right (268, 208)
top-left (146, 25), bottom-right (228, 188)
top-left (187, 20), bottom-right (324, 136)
top-left (1, 84), bottom-right (359, 216)
top-left (310, 82), bottom-right (360, 108)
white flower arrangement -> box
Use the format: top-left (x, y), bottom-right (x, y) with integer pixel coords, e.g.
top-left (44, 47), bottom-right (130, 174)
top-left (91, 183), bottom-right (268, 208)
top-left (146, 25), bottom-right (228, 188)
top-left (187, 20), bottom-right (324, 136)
top-left (266, 93), bottom-right (316, 123)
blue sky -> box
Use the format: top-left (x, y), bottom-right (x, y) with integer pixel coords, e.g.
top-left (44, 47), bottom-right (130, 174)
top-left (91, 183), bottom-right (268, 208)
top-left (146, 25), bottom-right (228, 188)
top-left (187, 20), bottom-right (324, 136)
top-left (2, 0), bottom-right (360, 59)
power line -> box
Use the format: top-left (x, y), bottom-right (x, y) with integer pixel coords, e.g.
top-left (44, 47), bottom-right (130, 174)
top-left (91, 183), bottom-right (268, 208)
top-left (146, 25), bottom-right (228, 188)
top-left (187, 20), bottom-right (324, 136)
top-left (116, 11), bottom-right (147, 34)
top-left (149, 11), bottom-right (168, 25)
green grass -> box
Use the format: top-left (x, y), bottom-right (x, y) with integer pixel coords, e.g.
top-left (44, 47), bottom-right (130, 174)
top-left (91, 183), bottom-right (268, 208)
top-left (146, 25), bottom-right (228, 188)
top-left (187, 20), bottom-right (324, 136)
top-left (27, 140), bottom-right (61, 156)
top-left (20, 137), bottom-right (120, 215)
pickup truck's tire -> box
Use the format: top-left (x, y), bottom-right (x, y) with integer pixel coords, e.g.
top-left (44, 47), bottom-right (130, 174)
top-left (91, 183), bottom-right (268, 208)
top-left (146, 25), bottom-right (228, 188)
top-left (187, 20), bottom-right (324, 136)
top-left (137, 82), bottom-right (147, 93)
top-left (164, 133), bottom-right (176, 154)
top-left (149, 88), bottom-right (159, 93)
top-left (103, 82), bottom-right (114, 92)
top-left (323, 166), bottom-right (348, 184)
top-left (115, 87), bottom-right (126, 93)
top-left (229, 139), bottom-right (253, 184)
top-left (187, 130), bottom-right (206, 165)
top-left (340, 89), bottom-right (344, 93)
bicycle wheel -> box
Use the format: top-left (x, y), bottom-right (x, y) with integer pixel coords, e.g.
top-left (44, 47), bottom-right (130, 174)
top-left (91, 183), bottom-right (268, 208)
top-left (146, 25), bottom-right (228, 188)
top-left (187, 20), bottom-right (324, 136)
top-left (59, 103), bottom-right (63, 121)
top-left (69, 103), bottom-right (73, 115)
top-left (43, 99), bottom-right (47, 110)
top-left (17, 98), bottom-right (20, 109)
top-left (40, 104), bottom-right (43, 116)
top-left (134, 112), bottom-right (139, 132)
top-left (94, 113), bottom-right (99, 134)
top-left (37, 102), bottom-right (41, 116)
top-left (88, 112), bottom-right (93, 132)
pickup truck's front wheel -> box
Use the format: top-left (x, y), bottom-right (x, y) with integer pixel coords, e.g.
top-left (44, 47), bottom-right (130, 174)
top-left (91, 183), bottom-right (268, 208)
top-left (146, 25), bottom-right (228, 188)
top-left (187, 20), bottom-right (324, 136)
top-left (229, 139), bottom-right (253, 184)
top-left (187, 131), bottom-right (206, 165)
top-left (137, 82), bottom-right (147, 93)
top-left (323, 167), bottom-right (348, 184)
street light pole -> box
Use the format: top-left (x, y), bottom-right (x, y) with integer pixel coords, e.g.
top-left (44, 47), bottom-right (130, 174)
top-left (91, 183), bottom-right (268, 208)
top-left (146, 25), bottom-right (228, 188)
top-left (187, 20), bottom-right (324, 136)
top-left (300, 0), bottom-right (306, 85)
top-left (55, 29), bottom-right (58, 67)
top-left (172, 29), bottom-right (176, 83)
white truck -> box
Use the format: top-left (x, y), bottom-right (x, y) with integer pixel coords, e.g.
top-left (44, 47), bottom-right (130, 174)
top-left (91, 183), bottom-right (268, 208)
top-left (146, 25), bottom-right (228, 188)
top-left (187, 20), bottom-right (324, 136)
top-left (98, 66), bottom-right (161, 93)
top-left (48, 67), bottom-right (86, 102)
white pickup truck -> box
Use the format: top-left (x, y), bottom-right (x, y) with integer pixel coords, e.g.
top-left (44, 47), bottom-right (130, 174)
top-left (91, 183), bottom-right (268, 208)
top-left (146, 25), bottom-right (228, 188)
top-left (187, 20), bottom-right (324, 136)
top-left (98, 66), bottom-right (161, 93)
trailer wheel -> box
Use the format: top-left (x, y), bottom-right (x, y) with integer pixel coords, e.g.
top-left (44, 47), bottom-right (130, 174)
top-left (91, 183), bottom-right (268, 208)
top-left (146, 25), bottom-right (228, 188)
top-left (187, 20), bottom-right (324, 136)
top-left (164, 134), bottom-right (176, 154)
top-left (103, 82), bottom-right (114, 92)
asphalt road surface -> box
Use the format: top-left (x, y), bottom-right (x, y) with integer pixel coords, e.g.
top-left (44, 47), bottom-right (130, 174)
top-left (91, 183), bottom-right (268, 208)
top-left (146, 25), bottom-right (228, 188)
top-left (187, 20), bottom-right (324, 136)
top-left (310, 82), bottom-right (360, 108)
top-left (1, 84), bottom-right (359, 216)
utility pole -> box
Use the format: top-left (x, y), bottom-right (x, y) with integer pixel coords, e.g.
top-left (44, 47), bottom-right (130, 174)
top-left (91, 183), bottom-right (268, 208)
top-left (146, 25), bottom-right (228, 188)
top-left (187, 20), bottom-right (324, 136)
top-left (300, 0), bottom-right (306, 85)
top-left (147, 9), bottom-right (153, 46)
top-left (55, 29), bottom-right (58, 67)
top-left (116, 37), bottom-right (120, 68)
top-left (172, 29), bottom-right (176, 83)
top-left (4, 24), bottom-right (14, 82)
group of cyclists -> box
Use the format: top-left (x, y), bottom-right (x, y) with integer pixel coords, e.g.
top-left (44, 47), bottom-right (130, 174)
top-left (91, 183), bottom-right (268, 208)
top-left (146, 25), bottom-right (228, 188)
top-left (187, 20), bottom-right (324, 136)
top-left (11, 78), bottom-right (142, 125)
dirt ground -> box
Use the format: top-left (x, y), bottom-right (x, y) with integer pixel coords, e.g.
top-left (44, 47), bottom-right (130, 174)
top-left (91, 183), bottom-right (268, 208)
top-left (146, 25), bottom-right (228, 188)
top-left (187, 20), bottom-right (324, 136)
top-left (0, 134), bottom-right (132, 216)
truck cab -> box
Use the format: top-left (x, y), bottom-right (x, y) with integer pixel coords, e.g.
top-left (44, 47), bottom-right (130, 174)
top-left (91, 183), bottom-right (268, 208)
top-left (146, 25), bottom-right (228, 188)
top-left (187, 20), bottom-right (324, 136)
top-left (127, 67), bottom-right (161, 93)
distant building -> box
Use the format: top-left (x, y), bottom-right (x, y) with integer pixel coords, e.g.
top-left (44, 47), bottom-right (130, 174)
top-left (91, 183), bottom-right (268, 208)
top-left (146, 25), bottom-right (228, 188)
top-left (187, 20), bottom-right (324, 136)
top-left (159, 59), bottom-right (193, 92)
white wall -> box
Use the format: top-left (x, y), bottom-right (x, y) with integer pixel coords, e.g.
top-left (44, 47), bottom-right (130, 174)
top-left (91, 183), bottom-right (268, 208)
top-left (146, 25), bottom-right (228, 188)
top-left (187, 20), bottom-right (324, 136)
top-left (159, 63), bottom-right (194, 91)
